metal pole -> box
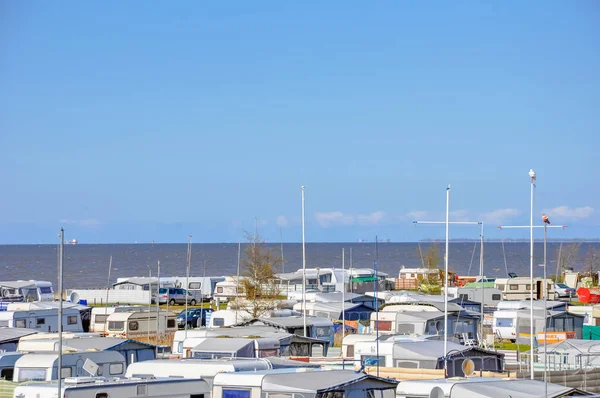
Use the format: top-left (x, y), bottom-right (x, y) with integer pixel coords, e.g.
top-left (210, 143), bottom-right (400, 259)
top-left (156, 260), bottom-right (160, 353)
top-left (58, 228), bottom-right (64, 397)
top-left (236, 242), bottom-right (241, 323)
top-left (301, 186), bottom-right (307, 337)
top-left (544, 222), bottom-right (548, 395)
top-left (529, 170), bottom-right (536, 380)
top-left (349, 248), bottom-right (353, 293)
top-left (147, 267), bottom-right (151, 343)
top-left (479, 223), bottom-right (484, 341)
top-left (342, 248), bottom-right (345, 341)
top-left (104, 256), bottom-right (112, 334)
top-left (444, 185), bottom-right (450, 377)
top-left (374, 236), bottom-right (379, 377)
top-left (185, 235), bottom-right (191, 339)
top-left (280, 228), bottom-right (285, 274)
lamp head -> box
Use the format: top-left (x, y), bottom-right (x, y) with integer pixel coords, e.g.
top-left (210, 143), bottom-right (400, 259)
top-left (528, 169), bottom-right (536, 179)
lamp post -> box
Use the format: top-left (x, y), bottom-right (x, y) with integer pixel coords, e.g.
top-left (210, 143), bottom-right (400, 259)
top-left (58, 228), bottom-right (64, 398)
top-left (301, 186), bottom-right (307, 337)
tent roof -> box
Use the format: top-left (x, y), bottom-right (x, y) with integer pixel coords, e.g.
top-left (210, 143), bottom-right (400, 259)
top-left (0, 327), bottom-right (38, 343)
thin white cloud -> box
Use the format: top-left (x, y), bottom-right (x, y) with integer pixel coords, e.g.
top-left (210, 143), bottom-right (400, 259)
top-left (276, 215), bottom-right (289, 227)
top-left (405, 211), bottom-right (430, 221)
top-left (314, 211), bottom-right (355, 227)
top-left (480, 208), bottom-right (520, 224)
top-left (449, 209), bottom-right (470, 222)
top-left (542, 206), bottom-right (594, 220)
top-left (357, 211), bottom-right (386, 225)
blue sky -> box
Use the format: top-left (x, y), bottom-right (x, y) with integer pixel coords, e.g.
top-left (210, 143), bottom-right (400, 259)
top-left (1, 1), bottom-right (598, 244)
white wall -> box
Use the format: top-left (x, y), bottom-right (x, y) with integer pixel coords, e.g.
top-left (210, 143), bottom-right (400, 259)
top-left (68, 289), bottom-right (151, 305)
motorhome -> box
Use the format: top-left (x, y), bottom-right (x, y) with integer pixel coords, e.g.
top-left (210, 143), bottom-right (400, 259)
top-left (14, 351), bottom-right (126, 381)
top-left (0, 305), bottom-right (83, 332)
top-left (495, 277), bottom-right (554, 300)
top-left (0, 280), bottom-right (54, 302)
top-left (105, 309), bottom-right (176, 338)
top-left (13, 376), bottom-right (210, 398)
top-left (212, 369), bottom-right (398, 398)
top-left (0, 352), bottom-right (23, 381)
top-left (159, 276), bottom-right (226, 301)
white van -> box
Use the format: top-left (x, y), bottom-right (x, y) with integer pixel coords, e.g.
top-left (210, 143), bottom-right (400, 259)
top-left (14, 351), bottom-right (126, 381)
top-left (105, 309), bottom-right (176, 338)
top-left (13, 376), bottom-right (210, 398)
top-left (0, 307), bottom-right (82, 332)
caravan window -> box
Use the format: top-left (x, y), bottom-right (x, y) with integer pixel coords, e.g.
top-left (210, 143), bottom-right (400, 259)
top-left (223, 389), bottom-right (251, 398)
top-left (109, 363), bottom-right (124, 375)
top-left (509, 285), bottom-right (519, 291)
top-left (61, 367), bottom-right (72, 378)
top-left (129, 321), bottom-right (139, 331)
top-left (18, 368), bottom-right (46, 381)
top-left (37, 318), bottom-right (45, 325)
top-left (1, 368), bottom-right (14, 381)
top-left (95, 314), bottom-right (108, 324)
top-left (213, 318), bottom-right (225, 326)
top-left (316, 326), bottom-right (332, 337)
top-left (96, 394), bottom-right (108, 398)
top-left (492, 294), bottom-right (501, 300)
top-left (68, 316), bottom-right (78, 325)
top-left (496, 318), bottom-right (514, 327)
top-left (40, 286), bottom-right (53, 294)
top-left (109, 321), bottom-right (125, 331)
top-left (167, 319), bottom-right (176, 328)
top-left (189, 282), bottom-right (201, 289)
top-left (15, 319), bottom-right (26, 328)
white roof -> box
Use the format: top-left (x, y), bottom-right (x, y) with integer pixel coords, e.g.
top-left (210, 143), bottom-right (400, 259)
top-left (125, 358), bottom-right (272, 378)
top-left (0, 327), bottom-right (38, 343)
top-left (15, 351), bottom-right (125, 368)
top-left (397, 377), bottom-right (501, 396)
top-left (449, 379), bottom-right (579, 397)
top-left (191, 338), bottom-right (254, 354)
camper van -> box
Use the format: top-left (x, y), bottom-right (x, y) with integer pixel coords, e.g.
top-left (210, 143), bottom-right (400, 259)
top-left (213, 277), bottom-right (245, 302)
top-left (445, 287), bottom-right (503, 307)
top-left (0, 352), bottom-right (23, 381)
top-left (13, 376), bottom-right (210, 398)
top-left (0, 280), bottom-right (54, 302)
top-left (495, 277), bottom-right (554, 300)
top-left (14, 351), bottom-right (126, 381)
top-left (0, 306), bottom-right (82, 332)
top-left (105, 309), bottom-right (176, 338)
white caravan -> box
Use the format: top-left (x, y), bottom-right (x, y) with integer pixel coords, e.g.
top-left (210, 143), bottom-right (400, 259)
top-left (495, 277), bottom-right (555, 300)
top-left (0, 306), bottom-right (82, 332)
top-left (14, 351), bottom-right (126, 381)
top-left (445, 287), bottom-right (503, 306)
top-left (105, 309), bottom-right (176, 338)
top-left (13, 376), bottom-right (210, 398)
top-left (89, 306), bottom-right (152, 334)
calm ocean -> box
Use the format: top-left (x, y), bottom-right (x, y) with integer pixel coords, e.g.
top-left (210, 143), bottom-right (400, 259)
top-left (0, 242), bottom-right (598, 289)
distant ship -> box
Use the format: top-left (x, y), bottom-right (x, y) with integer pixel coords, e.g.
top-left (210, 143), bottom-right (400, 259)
top-left (66, 239), bottom-right (78, 245)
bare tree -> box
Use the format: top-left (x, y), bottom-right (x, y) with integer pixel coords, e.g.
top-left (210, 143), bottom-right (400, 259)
top-left (238, 233), bottom-right (282, 319)
top-left (583, 248), bottom-right (600, 278)
top-left (425, 242), bottom-right (441, 270)
top-left (418, 242), bottom-right (442, 294)
top-left (557, 243), bottom-right (581, 271)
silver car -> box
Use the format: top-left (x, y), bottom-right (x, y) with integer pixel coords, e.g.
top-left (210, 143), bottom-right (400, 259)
top-left (554, 283), bottom-right (576, 299)
top-left (155, 288), bottom-right (197, 306)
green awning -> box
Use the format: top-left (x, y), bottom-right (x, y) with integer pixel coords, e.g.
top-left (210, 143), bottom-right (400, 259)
top-left (351, 276), bottom-right (378, 283)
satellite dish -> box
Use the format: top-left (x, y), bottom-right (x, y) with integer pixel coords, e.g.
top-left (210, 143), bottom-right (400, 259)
top-left (83, 358), bottom-right (99, 376)
top-left (429, 386), bottom-right (445, 398)
top-left (461, 358), bottom-right (475, 376)
top-left (69, 292), bottom-right (80, 304)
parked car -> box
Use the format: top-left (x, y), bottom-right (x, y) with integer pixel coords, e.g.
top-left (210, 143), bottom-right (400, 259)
top-left (554, 283), bottom-right (576, 299)
top-left (177, 308), bottom-right (213, 328)
top-left (154, 288), bottom-right (197, 306)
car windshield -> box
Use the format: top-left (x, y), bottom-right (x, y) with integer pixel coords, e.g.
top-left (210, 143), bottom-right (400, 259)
top-left (556, 283), bottom-right (569, 288)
